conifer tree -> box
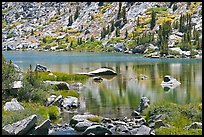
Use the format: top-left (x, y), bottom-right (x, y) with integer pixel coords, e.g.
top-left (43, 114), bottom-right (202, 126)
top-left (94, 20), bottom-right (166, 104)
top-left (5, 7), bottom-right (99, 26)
top-left (117, 2), bottom-right (122, 19)
top-left (150, 10), bottom-right (156, 30)
top-left (122, 6), bottom-right (127, 24)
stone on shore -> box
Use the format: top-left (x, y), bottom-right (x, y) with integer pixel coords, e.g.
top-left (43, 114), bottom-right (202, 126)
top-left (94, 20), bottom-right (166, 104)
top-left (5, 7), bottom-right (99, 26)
top-left (83, 125), bottom-right (112, 135)
top-left (2, 115), bottom-right (37, 135)
top-left (4, 98), bottom-right (24, 111)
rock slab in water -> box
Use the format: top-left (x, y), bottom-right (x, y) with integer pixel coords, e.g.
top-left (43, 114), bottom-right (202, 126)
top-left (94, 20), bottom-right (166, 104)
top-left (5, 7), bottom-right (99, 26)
top-left (4, 98), bottom-right (24, 111)
top-left (74, 120), bottom-right (93, 132)
top-left (88, 68), bottom-right (117, 76)
top-left (2, 114), bottom-right (37, 135)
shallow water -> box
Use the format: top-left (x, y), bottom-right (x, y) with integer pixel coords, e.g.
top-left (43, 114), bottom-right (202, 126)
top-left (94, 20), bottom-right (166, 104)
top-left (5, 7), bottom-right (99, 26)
top-left (3, 51), bottom-right (202, 119)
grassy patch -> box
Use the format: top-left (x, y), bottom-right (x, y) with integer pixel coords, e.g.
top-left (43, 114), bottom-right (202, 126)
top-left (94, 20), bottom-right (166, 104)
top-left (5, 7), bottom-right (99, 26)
top-left (87, 116), bottom-right (103, 123)
top-left (38, 72), bottom-right (89, 83)
top-left (143, 101), bottom-right (202, 135)
top-left (49, 89), bottom-right (79, 98)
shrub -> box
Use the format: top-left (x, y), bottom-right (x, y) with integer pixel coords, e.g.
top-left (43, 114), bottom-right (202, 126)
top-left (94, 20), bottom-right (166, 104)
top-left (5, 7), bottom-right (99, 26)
top-left (47, 106), bottom-right (60, 120)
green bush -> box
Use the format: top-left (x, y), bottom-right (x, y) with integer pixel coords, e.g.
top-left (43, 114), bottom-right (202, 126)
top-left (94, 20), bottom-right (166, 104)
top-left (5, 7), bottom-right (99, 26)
top-left (47, 106), bottom-right (60, 120)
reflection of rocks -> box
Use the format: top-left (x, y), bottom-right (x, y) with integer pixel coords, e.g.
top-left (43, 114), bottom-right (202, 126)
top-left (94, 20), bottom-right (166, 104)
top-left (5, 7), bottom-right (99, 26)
top-left (138, 74), bottom-right (148, 80)
top-left (93, 77), bottom-right (103, 82)
top-left (69, 82), bottom-right (84, 90)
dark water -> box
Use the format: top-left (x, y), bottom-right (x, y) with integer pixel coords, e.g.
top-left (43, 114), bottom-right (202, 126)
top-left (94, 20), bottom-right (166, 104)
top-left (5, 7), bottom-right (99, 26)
top-left (3, 51), bottom-right (202, 119)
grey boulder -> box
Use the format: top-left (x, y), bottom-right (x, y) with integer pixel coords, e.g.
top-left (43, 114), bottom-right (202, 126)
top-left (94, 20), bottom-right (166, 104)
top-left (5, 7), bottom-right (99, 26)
top-left (4, 98), bottom-right (24, 111)
top-left (2, 114), bottom-right (37, 135)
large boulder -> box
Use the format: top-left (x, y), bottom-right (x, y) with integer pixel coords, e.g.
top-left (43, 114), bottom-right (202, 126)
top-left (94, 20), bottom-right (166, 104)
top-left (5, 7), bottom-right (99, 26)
top-left (44, 81), bottom-right (69, 90)
top-left (132, 44), bottom-right (149, 54)
top-left (83, 125), bottom-right (112, 135)
top-left (33, 119), bottom-right (50, 135)
top-left (74, 120), bottom-right (93, 132)
top-left (88, 68), bottom-right (117, 76)
top-left (34, 64), bottom-right (50, 72)
top-left (61, 96), bottom-right (79, 110)
top-left (70, 114), bottom-right (100, 128)
top-left (130, 125), bottom-right (152, 135)
top-left (45, 95), bottom-right (57, 106)
top-left (2, 115), bottom-right (37, 135)
top-left (4, 98), bottom-right (24, 111)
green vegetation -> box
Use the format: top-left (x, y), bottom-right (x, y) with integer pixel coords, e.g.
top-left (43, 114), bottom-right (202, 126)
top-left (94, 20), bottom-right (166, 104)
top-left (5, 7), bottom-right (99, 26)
top-left (38, 72), bottom-right (89, 84)
top-left (87, 116), bottom-right (103, 123)
top-left (143, 101), bottom-right (202, 135)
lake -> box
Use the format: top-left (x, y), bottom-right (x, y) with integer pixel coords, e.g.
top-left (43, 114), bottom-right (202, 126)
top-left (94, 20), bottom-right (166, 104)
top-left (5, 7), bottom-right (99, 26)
top-left (2, 51), bottom-right (202, 119)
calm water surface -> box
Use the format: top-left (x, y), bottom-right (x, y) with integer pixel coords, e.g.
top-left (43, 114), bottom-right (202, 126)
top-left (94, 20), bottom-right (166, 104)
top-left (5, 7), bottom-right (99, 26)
top-left (3, 51), bottom-right (202, 119)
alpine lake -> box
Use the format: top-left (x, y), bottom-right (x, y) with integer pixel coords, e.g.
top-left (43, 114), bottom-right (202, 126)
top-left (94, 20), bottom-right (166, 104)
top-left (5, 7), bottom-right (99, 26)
top-left (3, 51), bottom-right (202, 124)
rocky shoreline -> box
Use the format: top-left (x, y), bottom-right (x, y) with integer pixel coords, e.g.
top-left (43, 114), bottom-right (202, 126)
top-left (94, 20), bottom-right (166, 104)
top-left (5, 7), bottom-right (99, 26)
top-left (3, 96), bottom-right (202, 135)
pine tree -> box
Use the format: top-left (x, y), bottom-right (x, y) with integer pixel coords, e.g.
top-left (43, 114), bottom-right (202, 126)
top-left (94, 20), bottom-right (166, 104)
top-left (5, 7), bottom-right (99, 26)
top-left (137, 17), bottom-right (140, 27)
top-left (115, 28), bottom-right (120, 37)
top-left (117, 2), bottom-right (122, 19)
top-left (173, 3), bottom-right (178, 12)
top-left (74, 6), bottom-right (80, 21)
top-left (125, 29), bottom-right (128, 39)
top-left (68, 15), bottom-right (73, 26)
top-left (111, 20), bottom-right (115, 32)
top-left (122, 6), bottom-right (127, 24)
top-left (150, 10), bottom-right (156, 30)
top-left (90, 35), bottom-right (95, 42)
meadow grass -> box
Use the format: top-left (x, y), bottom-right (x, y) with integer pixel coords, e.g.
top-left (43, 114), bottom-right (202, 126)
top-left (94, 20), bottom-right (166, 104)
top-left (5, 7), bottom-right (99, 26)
top-left (2, 102), bottom-right (61, 127)
top-left (143, 101), bottom-right (202, 135)
top-left (38, 72), bottom-right (89, 84)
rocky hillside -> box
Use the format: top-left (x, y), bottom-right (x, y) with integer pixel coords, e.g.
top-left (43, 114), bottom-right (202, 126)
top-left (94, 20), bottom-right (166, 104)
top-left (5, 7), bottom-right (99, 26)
top-left (2, 2), bottom-right (202, 57)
